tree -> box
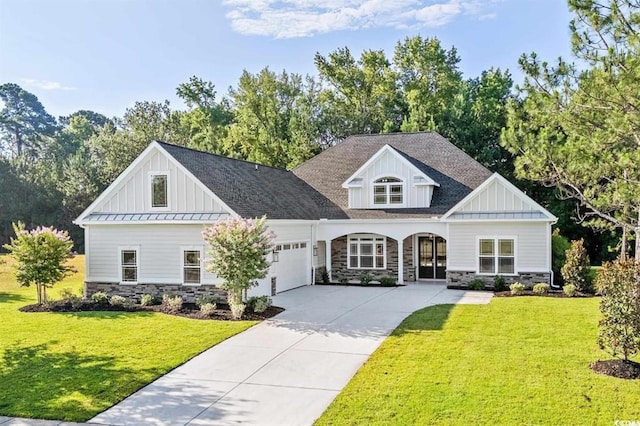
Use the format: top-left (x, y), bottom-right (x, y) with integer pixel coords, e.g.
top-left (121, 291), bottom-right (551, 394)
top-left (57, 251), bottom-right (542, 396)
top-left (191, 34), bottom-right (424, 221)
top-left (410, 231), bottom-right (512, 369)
top-left (596, 259), bottom-right (640, 361)
top-left (501, 0), bottom-right (640, 260)
top-left (561, 238), bottom-right (592, 293)
top-left (202, 216), bottom-right (274, 319)
top-left (0, 83), bottom-right (58, 157)
top-left (3, 222), bottom-right (74, 304)
top-left (552, 229), bottom-right (572, 285)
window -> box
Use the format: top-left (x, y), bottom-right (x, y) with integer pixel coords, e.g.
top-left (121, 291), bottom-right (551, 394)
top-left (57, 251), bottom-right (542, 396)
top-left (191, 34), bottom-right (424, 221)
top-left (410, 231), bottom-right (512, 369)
top-left (478, 238), bottom-right (515, 274)
top-left (348, 235), bottom-right (386, 269)
top-left (120, 249), bottom-right (138, 283)
top-left (373, 177), bottom-right (403, 205)
top-left (183, 250), bottom-right (201, 284)
top-left (150, 174), bottom-right (168, 208)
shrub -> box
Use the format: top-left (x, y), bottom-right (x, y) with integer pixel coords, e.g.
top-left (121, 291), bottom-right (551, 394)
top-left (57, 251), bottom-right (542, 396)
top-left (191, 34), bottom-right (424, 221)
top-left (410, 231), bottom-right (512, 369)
top-left (561, 239), bottom-right (592, 293)
top-left (360, 272), bottom-right (374, 285)
top-left (379, 276), bottom-right (396, 287)
top-left (510, 282), bottom-right (525, 295)
top-left (200, 302), bottom-right (217, 316)
top-left (140, 294), bottom-right (158, 306)
top-left (230, 303), bottom-right (246, 320)
top-left (69, 294), bottom-right (84, 310)
top-left (595, 260), bottom-right (640, 361)
top-left (162, 294), bottom-right (183, 313)
top-left (195, 295), bottom-right (216, 308)
top-left (248, 295), bottom-right (272, 313)
top-left (563, 284), bottom-right (577, 297)
top-left (533, 283), bottom-right (550, 295)
top-left (91, 291), bottom-right (109, 304)
top-left (493, 275), bottom-right (507, 292)
top-left (109, 295), bottom-right (127, 306)
top-left (59, 287), bottom-right (76, 300)
top-left (552, 229), bottom-right (571, 285)
top-left (468, 279), bottom-right (485, 291)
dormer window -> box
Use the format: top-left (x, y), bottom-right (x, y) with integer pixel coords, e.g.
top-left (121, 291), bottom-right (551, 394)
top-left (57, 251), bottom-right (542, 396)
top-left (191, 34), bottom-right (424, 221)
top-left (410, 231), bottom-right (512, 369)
top-left (150, 173), bottom-right (169, 209)
top-left (373, 177), bottom-right (403, 205)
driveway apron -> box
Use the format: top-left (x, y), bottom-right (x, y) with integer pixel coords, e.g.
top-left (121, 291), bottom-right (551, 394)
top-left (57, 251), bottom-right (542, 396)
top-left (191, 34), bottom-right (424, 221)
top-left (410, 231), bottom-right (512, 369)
top-left (90, 283), bottom-right (492, 426)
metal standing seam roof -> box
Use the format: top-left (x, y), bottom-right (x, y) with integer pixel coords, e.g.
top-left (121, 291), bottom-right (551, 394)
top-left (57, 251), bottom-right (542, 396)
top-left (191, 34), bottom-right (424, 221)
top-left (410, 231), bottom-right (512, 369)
top-left (83, 212), bottom-right (231, 222)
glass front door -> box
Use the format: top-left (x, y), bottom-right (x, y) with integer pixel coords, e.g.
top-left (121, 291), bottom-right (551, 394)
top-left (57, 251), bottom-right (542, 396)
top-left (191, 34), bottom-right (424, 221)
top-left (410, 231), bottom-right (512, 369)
top-left (418, 235), bottom-right (446, 279)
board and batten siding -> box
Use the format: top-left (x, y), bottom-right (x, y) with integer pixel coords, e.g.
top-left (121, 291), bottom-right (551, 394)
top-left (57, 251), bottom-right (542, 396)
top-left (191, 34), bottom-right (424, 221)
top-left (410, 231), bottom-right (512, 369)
top-left (348, 149), bottom-right (434, 209)
top-left (447, 222), bottom-right (550, 272)
top-left (97, 147), bottom-right (229, 214)
top-left (457, 178), bottom-right (537, 213)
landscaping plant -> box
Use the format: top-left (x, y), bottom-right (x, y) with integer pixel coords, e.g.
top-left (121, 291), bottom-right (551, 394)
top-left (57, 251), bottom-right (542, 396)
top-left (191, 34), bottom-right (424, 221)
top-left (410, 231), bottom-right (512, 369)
top-left (3, 222), bottom-right (74, 304)
top-left (595, 259), bottom-right (640, 361)
top-left (248, 295), bottom-right (272, 313)
top-left (510, 282), bottom-right (525, 295)
top-left (561, 239), bottom-right (592, 293)
top-left (468, 279), bottom-right (486, 291)
top-left (563, 284), bottom-right (577, 297)
top-left (203, 216), bottom-right (275, 320)
top-left (533, 283), bottom-right (550, 295)
top-left (493, 275), bottom-right (506, 292)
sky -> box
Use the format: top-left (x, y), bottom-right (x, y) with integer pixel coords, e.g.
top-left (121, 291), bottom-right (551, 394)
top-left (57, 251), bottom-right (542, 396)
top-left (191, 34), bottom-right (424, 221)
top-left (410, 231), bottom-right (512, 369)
top-left (0, 0), bottom-right (574, 119)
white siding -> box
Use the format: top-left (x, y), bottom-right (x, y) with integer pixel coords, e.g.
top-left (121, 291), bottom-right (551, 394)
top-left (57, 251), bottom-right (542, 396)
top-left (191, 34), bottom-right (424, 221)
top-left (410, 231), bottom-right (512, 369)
top-left (348, 149), bottom-right (435, 209)
top-left (458, 178), bottom-right (537, 213)
top-left (97, 147), bottom-right (229, 214)
top-left (447, 222), bottom-right (550, 272)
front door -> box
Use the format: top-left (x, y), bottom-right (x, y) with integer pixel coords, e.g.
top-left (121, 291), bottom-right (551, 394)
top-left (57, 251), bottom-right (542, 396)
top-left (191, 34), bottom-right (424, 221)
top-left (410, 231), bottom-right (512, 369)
top-left (418, 235), bottom-right (446, 279)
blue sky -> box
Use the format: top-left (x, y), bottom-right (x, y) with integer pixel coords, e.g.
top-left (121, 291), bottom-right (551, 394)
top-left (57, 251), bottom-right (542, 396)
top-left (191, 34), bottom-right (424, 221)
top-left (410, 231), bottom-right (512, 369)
top-left (0, 0), bottom-right (573, 119)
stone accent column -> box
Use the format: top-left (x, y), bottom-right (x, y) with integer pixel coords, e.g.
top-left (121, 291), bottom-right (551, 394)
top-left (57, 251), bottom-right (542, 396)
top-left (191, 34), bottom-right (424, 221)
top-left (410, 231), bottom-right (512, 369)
top-left (397, 238), bottom-right (404, 284)
top-left (326, 239), bottom-right (332, 282)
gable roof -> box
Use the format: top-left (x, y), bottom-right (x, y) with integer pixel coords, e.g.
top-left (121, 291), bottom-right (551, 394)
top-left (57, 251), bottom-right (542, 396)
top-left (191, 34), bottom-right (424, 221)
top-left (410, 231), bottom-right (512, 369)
top-left (293, 132), bottom-right (493, 219)
top-left (341, 144), bottom-right (440, 188)
top-left (157, 142), bottom-right (345, 220)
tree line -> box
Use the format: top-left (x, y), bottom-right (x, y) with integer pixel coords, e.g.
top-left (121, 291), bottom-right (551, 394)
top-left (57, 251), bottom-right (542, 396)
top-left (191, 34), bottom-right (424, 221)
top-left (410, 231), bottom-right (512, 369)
top-left (1, 5), bottom-right (637, 263)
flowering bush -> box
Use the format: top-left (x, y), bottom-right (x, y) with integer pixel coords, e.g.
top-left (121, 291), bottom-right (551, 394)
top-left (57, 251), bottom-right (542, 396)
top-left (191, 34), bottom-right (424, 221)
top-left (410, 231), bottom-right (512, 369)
top-left (203, 216), bottom-right (275, 319)
top-left (510, 282), bottom-right (525, 295)
top-left (3, 222), bottom-right (74, 304)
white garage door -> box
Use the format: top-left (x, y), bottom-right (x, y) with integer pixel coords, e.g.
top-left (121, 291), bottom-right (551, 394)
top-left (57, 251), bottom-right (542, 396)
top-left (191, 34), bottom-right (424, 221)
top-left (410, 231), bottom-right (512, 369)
top-left (273, 241), bottom-right (311, 293)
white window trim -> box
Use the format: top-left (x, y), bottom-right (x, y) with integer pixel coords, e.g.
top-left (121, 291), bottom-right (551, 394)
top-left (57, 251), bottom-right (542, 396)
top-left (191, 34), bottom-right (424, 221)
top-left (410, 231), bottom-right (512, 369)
top-left (148, 171), bottom-right (170, 211)
top-left (347, 234), bottom-right (387, 270)
top-left (476, 236), bottom-right (518, 276)
top-left (119, 245), bottom-right (140, 284)
top-left (180, 246), bottom-right (203, 286)
top-left (371, 175), bottom-right (406, 208)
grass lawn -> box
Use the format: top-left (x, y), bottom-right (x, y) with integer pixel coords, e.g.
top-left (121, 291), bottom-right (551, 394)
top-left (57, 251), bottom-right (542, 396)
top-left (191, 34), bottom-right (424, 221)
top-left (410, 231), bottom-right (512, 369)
top-left (316, 297), bottom-right (640, 426)
top-left (0, 255), bottom-right (256, 422)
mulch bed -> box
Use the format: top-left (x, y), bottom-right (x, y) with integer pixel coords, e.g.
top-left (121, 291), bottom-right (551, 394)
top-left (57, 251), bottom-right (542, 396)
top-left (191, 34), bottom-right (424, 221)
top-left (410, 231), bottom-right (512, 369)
top-left (316, 283), bottom-right (404, 288)
top-left (19, 300), bottom-right (284, 321)
top-left (493, 290), bottom-right (594, 298)
top-left (590, 359), bottom-right (640, 380)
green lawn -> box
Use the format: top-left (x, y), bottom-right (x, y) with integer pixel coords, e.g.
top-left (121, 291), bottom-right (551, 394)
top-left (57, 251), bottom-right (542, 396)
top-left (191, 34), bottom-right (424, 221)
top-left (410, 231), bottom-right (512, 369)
top-left (316, 297), bottom-right (640, 426)
top-left (0, 255), bottom-right (256, 422)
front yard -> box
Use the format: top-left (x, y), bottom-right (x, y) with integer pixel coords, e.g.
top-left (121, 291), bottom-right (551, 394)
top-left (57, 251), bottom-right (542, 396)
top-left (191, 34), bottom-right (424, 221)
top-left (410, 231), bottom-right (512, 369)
top-left (316, 297), bottom-right (640, 425)
top-left (0, 255), bottom-right (256, 422)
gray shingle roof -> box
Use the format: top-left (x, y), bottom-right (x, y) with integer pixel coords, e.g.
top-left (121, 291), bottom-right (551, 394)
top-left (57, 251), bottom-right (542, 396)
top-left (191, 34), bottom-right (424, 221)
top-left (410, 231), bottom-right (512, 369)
top-left (158, 142), bottom-right (345, 220)
top-left (292, 132), bottom-right (493, 219)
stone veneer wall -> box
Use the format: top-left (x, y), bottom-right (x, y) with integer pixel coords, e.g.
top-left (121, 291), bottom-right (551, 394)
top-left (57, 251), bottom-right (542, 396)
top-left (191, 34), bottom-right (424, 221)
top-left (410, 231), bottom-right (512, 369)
top-left (403, 236), bottom-right (414, 282)
top-left (85, 282), bottom-right (227, 304)
top-left (446, 271), bottom-right (551, 288)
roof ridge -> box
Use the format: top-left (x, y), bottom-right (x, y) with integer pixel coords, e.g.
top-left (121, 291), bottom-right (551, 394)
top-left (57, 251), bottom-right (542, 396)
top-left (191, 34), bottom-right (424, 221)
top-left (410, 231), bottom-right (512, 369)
top-left (155, 140), bottom-right (290, 172)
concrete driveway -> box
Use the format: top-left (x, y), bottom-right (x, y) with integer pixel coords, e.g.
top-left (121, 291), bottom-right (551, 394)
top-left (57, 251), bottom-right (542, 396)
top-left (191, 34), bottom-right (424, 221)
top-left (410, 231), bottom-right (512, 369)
top-left (90, 283), bottom-right (492, 426)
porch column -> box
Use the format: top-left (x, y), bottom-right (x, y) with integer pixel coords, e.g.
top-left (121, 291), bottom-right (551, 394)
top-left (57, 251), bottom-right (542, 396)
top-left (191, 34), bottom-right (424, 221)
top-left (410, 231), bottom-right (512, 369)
top-left (326, 239), bottom-right (332, 282)
top-left (397, 238), bottom-right (404, 284)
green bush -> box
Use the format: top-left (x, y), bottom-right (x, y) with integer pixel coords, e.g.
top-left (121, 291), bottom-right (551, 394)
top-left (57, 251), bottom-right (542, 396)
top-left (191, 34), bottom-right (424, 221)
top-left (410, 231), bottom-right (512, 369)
top-left (59, 287), bottom-right (76, 300)
top-left (195, 295), bottom-right (216, 308)
top-left (200, 302), bottom-right (217, 316)
top-left (532, 283), bottom-right (550, 295)
top-left (510, 283), bottom-right (525, 295)
top-left (162, 294), bottom-right (183, 313)
top-left (230, 303), bottom-right (245, 319)
top-left (91, 291), bottom-right (109, 304)
top-left (379, 276), bottom-right (396, 287)
top-left (561, 239), bottom-right (592, 293)
top-left (468, 279), bottom-right (485, 291)
top-left (109, 295), bottom-right (127, 306)
top-left (248, 295), bottom-right (272, 313)
top-left (595, 260), bottom-right (640, 360)
top-left (551, 229), bottom-right (571, 285)
top-left (493, 275), bottom-right (506, 292)
top-left (563, 284), bottom-right (577, 297)
top-left (66, 294), bottom-right (84, 310)
top-left (140, 294), bottom-right (158, 306)
top-left (360, 272), bottom-right (374, 285)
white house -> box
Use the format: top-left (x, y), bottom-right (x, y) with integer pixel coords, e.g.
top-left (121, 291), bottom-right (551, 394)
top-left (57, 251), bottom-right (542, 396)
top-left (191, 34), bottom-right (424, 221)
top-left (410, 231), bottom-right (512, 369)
top-left (74, 132), bottom-right (557, 301)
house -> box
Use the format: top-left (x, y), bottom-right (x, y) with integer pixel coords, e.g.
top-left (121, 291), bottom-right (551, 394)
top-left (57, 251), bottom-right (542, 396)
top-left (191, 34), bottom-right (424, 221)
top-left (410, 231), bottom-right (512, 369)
top-left (74, 132), bottom-right (557, 301)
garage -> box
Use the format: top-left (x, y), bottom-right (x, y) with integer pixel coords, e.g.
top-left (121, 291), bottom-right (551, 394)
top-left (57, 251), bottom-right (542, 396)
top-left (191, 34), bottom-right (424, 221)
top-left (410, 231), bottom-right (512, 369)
top-left (272, 241), bottom-right (311, 293)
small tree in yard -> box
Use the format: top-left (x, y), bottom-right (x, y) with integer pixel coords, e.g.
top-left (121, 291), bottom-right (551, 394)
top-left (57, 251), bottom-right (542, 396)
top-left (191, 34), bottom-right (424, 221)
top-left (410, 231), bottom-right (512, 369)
top-left (203, 216), bottom-right (274, 319)
top-left (3, 222), bottom-right (74, 304)
top-left (596, 260), bottom-right (640, 361)
top-left (561, 239), bottom-right (592, 293)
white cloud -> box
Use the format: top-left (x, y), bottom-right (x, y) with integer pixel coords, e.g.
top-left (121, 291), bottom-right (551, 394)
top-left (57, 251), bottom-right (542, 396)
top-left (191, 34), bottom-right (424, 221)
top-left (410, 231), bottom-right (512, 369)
top-left (222, 0), bottom-right (501, 38)
top-left (21, 78), bottom-right (76, 91)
